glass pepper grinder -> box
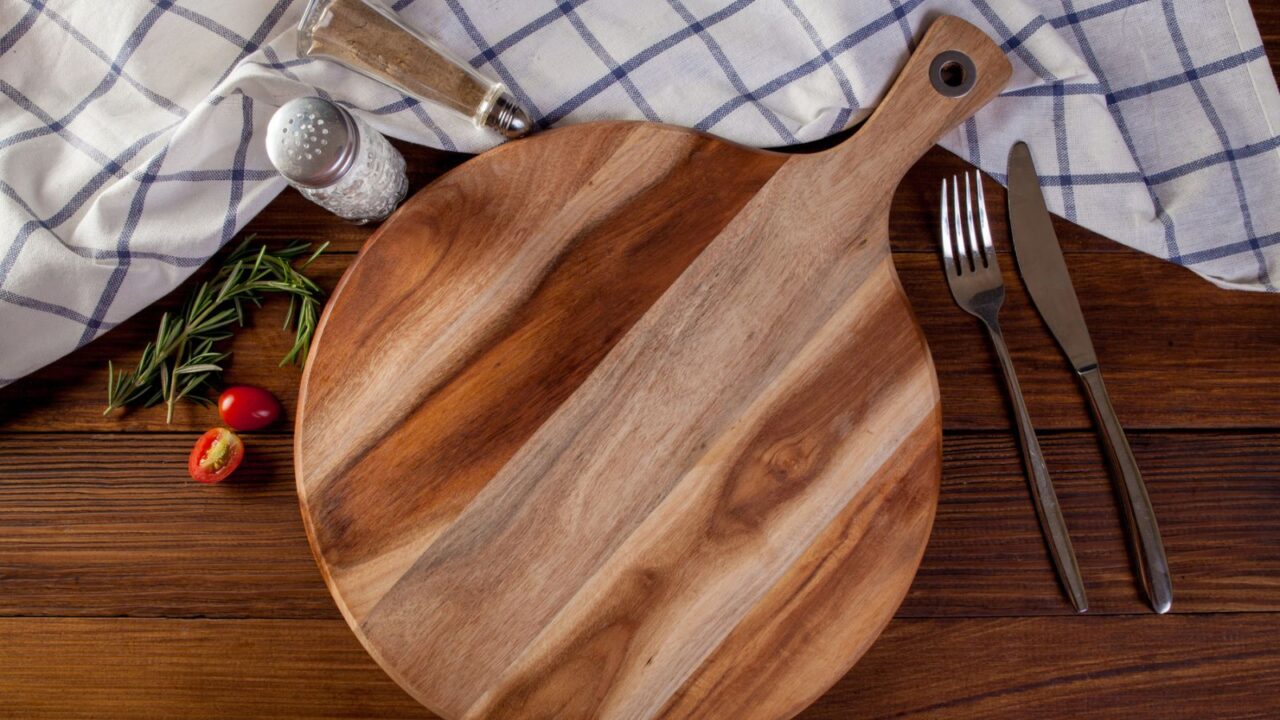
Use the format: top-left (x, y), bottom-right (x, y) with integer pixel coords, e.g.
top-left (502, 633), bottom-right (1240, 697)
top-left (265, 96), bottom-right (409, 224)
top-left (297, 0), bottom-right (531, 138)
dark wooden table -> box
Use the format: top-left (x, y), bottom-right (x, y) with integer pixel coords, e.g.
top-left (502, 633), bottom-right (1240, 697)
top-left (3, 11), bottom-right (1279, 718)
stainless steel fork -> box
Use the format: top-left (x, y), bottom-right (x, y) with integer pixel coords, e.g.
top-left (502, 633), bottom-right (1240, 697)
top-left (940, 171), bottom-right (1088, 613)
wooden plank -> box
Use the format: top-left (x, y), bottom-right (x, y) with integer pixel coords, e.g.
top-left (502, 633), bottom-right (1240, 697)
top-left (2, 615), bottom-right (1276, 719)
top-left (811, 614), bottom-right (1280, 719)
top-left (2, 431), bottom-right (1276, 619)
top-left (0, 433), bottom-right (335, 619)
top-left (899, 250), bottom-right (1280, 431)
top-left (899, 431), bottom-right (1280, 616)
top-left (3, 250), bottom-right (1278, 433)
top-left (0, 618), bottom-right (431, 719)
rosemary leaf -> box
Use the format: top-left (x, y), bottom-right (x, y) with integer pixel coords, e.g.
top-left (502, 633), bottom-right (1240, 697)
top-left (282, 295), bottom-right (297, 332)
top-left (158, 361), bottom-right (170, 400)
top-left (175, 363), bottom-right (223, 375)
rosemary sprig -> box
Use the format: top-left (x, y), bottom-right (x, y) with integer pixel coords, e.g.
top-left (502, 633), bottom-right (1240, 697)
top-left (104, 236), bottom-right (329, 422)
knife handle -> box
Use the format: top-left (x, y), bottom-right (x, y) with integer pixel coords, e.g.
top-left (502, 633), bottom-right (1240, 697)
top-left (986, 324), bottom-right (1088, 613)
top-left (1079, 366), bottom-right (1173, 614)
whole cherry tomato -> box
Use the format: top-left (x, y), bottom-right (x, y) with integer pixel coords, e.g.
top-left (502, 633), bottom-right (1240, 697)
top-left (188, 428), bottom-right (244, 484)
top-left (218, 385), bottom-right (281, 431)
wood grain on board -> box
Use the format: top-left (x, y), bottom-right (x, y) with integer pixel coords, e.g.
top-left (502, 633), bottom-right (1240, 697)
top-left (294, 17), bottom-right (1008, 719)
top-left (812, 613), bottom-right (1280, 719)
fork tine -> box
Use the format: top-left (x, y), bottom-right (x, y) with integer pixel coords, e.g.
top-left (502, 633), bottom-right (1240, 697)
top-left (940, 178), bottom-right (956, 273)
top-left (975, 170), bottom-right (996, 261)
top-left (964, 172), bottom-right (983, 268)
top-left (952, 175), bottom-right (970, 273)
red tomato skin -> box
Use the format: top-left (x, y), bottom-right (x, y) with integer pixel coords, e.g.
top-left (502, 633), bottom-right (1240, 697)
top-left (218, 385), bottom-right (281, 431)
top-left (188, 428), bottom-right (244, 484)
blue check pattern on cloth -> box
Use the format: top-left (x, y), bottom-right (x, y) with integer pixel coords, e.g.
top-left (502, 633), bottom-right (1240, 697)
top-left (1, 0), bottom-right (1278, 384)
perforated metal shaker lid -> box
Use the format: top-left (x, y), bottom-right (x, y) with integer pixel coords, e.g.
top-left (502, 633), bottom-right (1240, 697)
top-left (266, 97), bottom-right (360, 189)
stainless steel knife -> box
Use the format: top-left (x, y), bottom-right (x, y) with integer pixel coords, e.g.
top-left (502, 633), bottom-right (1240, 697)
top-left (1007, 141), bottom-right (1173, 614)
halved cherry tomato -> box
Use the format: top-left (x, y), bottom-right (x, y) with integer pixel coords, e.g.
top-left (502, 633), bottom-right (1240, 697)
top-left (218, 385), bottom-right (281, 431)
top-left (188, 428), bottom-right (244, 484)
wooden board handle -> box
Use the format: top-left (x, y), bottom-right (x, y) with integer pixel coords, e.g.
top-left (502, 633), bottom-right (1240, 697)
top-left (812, 16), bottom-right (1011, 195)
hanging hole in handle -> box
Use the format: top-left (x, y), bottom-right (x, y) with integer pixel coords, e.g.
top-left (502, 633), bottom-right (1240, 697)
top-left (939, 62), bottom-right (964, 87)
top-left (930, 50), bottom-right (976, 97)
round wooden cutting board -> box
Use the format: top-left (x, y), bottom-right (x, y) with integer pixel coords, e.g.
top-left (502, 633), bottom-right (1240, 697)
top-left (296, 17), bottom-right (1009, 720)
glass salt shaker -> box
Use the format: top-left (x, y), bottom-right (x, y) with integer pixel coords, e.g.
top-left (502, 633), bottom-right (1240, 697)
top-left (297, 0), bottom-right (531, 138)
top-left (265, 96), bottom-right (409, 224)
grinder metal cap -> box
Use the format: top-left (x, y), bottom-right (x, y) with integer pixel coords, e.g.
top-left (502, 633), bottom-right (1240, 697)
top-left (266, 97), bottom-right (359, 189)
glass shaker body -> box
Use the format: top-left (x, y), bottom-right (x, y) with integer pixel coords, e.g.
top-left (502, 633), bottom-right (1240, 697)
top-left (299, 111), bottom-right (408, 223)
top-left (298, 0), bottom-right (530, 137)
top-left (266, 97), bottom-right (408, 224)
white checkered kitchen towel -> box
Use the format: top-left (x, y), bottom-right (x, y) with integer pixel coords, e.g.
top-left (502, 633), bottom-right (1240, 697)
top-left (2, 0), bottom-right (1278, 384)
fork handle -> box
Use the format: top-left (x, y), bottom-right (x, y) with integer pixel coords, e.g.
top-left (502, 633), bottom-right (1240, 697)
top-left (1079, 366), bottom-right (1173, 614)
top-left (985, 322), bottom-right (1089, 613)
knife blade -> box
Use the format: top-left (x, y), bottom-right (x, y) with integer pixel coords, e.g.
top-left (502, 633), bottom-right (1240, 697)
top-left (1006, 142), bottom-right (1097, 372)
top-left (1006, 141), bottom-right (1173, 614)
